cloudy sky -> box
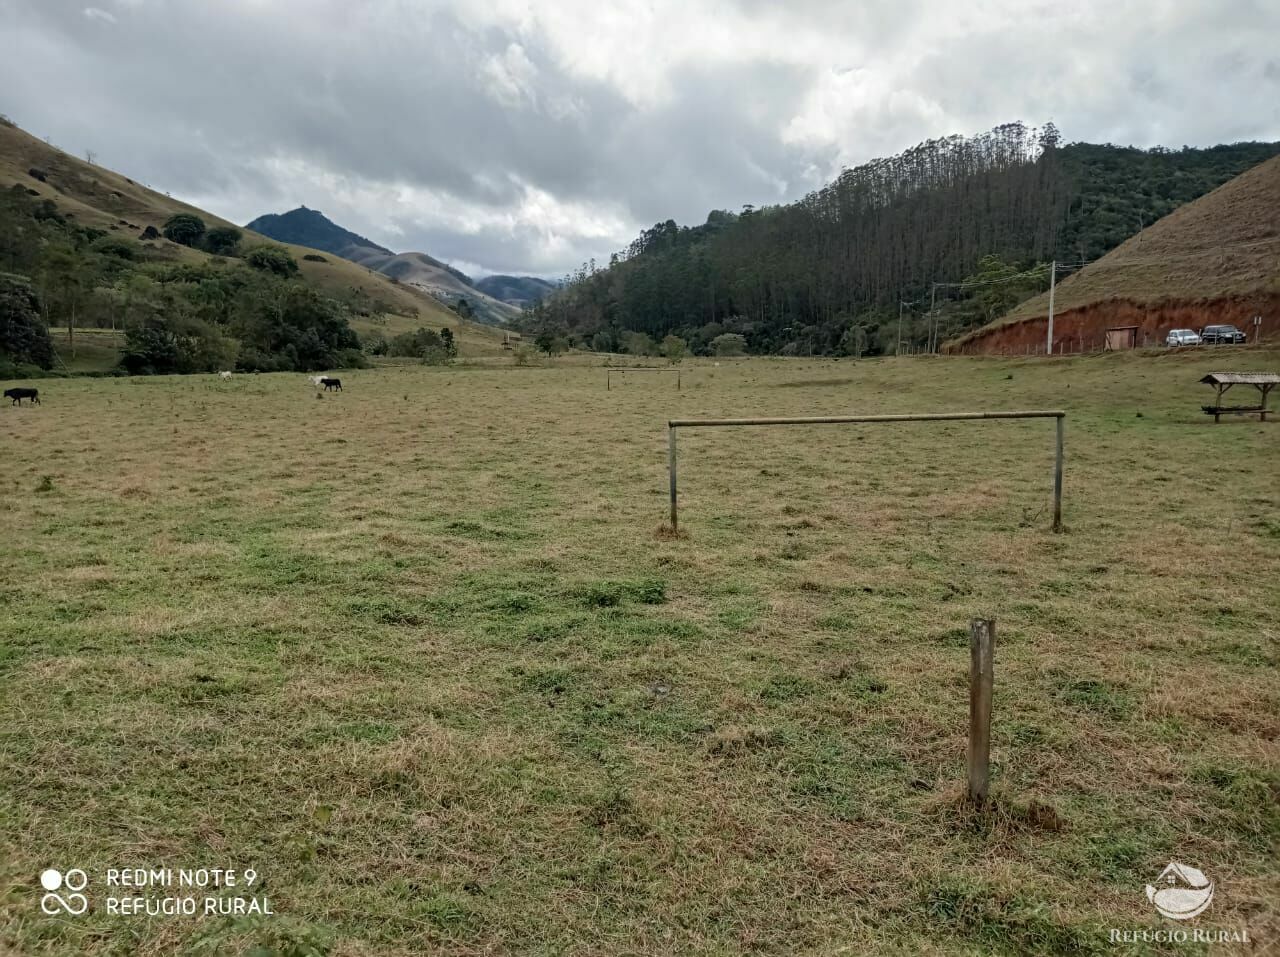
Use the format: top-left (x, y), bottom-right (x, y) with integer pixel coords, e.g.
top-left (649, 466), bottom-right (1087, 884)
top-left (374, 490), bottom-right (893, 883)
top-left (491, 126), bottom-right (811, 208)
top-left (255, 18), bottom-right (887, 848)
top-left (2, 0), bottom-right (1278, 278)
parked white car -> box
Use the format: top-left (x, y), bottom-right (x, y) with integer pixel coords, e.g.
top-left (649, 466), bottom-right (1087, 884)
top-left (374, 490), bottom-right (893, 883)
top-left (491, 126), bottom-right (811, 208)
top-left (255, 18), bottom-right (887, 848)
top-left (1165, 328), bottom-right (1201, 347)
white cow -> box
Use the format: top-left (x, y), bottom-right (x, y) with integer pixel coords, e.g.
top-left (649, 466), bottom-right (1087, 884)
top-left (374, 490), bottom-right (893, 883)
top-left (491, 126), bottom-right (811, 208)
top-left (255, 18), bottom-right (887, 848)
top-left (218, 371), bottom-right (233, 379)
top-left (308, 375), bottom-right (326, 386)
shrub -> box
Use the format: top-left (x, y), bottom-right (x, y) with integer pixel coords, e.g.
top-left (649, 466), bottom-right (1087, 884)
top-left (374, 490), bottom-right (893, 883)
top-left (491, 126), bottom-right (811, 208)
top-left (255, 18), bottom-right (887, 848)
top-left (389, 327), bottom-right (452, 364)
top-left (711, 333), bottom-right (747, 357)
top-left (244, 244), bottom-right (299, 277)
top-left (203, 226), bottom-right (242, 255)
top-left (333, 348), bottom-right (368, 369)
top-left (89, 236), bottom-right (139, 261)
top-left (661, 334), bottom-right (687, 362)
top-left (362, 330), bottom-right (388, 356)
top-left (621, 330), bottom-right (655, 356)
top-left (162, 213), bottom-right (206, 247)
top-left (302, 253), bottom-right (327, 263)
top-left (121, 314), bottom-right (237, 375)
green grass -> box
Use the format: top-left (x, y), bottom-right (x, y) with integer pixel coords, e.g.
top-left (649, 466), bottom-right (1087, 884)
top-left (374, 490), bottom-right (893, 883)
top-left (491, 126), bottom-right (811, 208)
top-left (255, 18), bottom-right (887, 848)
top-left (48, 327), bottom-right (125, 374)
top-left (1, 350), bottom-right (1278, 955)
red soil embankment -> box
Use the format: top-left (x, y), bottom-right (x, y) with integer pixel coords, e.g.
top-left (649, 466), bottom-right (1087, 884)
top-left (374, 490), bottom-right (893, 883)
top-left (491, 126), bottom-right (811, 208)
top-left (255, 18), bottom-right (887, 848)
top-left (947, 295), bottom-right (1280, 355)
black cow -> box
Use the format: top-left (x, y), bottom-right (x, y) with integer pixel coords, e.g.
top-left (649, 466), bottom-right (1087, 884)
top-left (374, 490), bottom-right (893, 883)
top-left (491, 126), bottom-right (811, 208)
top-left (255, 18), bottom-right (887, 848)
top-left (321, 377), bottom-right (342, 392)
top-left (4, 387), bottom-right (39, 406)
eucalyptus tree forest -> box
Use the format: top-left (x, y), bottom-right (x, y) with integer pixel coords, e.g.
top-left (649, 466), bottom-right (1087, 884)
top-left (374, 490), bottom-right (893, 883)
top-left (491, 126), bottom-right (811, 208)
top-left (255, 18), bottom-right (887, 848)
top-left (528, 124), bottom-right (1278, 356)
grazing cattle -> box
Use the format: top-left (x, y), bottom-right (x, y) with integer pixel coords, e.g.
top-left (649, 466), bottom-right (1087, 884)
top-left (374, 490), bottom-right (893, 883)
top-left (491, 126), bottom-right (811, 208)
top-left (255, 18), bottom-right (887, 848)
top-left (321, 377), bottom-right (342, 392)
top-left (218, 371), bottom-right (233, 380)
top-left (4, 387), bottom-right (40, 406)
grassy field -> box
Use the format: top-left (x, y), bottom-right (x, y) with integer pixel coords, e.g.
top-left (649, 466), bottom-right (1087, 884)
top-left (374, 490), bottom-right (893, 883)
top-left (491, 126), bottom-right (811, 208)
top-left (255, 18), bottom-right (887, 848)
top-left (1, 349), bottom-right (1277, 955)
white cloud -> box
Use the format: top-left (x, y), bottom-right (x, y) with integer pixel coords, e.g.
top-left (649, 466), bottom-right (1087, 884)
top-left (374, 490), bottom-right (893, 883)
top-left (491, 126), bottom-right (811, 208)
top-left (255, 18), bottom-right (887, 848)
top-left (1, 0), bottom-right (1276, 276)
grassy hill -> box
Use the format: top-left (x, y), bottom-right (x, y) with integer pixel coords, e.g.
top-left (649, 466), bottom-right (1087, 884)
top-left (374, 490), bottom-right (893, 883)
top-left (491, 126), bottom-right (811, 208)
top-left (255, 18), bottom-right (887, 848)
top-left (249, 206), bottom-right (522, 326)
top-left (948, 156), bottom-right (1280, 352)
top-left (473, 273), bottom-right (558, 308)
top-left (0, 120), bottom-right (506, 358)
top-left (1005, 155), bottom-right (1280, 322)
top-left (348, 249), bottom-right (522, 326)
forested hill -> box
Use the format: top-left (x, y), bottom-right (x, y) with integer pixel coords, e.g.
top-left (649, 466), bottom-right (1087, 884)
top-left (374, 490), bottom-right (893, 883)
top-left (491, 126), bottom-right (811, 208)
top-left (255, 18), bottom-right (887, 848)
top-left (245, 207), bottom-right (393, 257)
top-left (529, 124), bottom-right (1280, 356)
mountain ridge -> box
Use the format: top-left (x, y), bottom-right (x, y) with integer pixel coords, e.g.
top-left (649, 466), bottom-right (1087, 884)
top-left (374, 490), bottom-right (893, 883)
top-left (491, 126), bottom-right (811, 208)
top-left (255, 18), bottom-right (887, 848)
top-left (245, 206), bottom-right (394, 257)
top-left (473, 274), bottom-right (558, 308)
top-left (246, 206), bottom-right (531, 325)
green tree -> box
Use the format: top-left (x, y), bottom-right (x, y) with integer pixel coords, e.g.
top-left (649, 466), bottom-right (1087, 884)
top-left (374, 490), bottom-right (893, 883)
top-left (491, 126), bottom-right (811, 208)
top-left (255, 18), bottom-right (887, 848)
top-left (534, 320), bottom-right (569, 356)
top-left (389, 327), bottom-right (452, 364)
top-left (439, 326), bottom-right (457, 358)
top-left (362, 329), bottom-right (388, 356)
top-left (711, 333), bottom-right (746, 357)
top-left (37, 243), bottom-right (93, 358)
top-left (621, 330), bottom-right (655, 356)
top-left (162, 213), bottom-right (206, 247)
top-left (0, 273), bottom-right (54, 369)
top-left (660, 334), bottom-right (687, 363)
top-left (204, 226), bottom-right (242, 255)
top-left (965, 255), bottom-right (1038, 323)
top-left (121, 314), bottom-right (237, 375)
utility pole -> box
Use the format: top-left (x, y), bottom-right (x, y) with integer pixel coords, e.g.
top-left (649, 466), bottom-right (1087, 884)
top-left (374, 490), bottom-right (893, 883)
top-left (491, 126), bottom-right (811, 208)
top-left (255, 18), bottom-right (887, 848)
top-left (897, 300), bottom-right (904, 356)
top-left (929, 284), bottom-right (937, 353)
top-left (1045, 260), bottom-right (1056, 355)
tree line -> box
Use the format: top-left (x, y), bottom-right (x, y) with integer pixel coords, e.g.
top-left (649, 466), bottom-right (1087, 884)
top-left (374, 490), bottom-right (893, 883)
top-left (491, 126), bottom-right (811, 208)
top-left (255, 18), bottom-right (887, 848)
top-left (527, 125), bottom-right (1279, 356)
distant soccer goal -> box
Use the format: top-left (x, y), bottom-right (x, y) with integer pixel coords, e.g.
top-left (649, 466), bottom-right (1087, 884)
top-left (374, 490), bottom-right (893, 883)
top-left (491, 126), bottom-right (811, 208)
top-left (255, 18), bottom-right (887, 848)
top-left (665, 410), bottom-right (1065, 533)
top-left (607, 368), bottom-right (681, 391)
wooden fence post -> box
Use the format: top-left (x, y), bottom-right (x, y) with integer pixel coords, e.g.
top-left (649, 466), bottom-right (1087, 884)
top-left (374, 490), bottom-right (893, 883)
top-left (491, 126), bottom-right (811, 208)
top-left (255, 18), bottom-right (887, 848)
top-left (668, 426), bottom-right (678, 532)
top-left (968, 618), bottom-right (995, 806)
top-left (1053, 415), bottom-right (1064, 532)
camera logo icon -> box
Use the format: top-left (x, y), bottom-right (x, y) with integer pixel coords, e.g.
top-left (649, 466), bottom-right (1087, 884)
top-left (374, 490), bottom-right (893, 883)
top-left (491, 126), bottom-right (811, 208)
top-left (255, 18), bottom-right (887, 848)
top-left (40, 868), bottom-right (89, 915)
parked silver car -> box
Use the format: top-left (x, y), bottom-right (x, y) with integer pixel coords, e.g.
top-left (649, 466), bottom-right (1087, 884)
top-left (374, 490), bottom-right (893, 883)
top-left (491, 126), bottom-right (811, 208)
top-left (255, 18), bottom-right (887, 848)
top-left (1165, 328), bottom-right (1201, 346)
